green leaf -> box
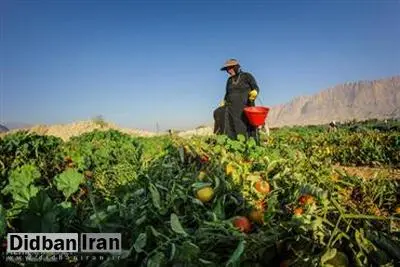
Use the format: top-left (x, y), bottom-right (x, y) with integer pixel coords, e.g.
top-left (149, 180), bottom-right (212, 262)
top-left (119, 249), bottom-right (133, 260)
top-left (264, 193), bottom-right (278, 221)
top-left (321, 248), bottom-right (337, 264)
top-left (178, 147), bottom-right (185, 163)
top-left (20, 191), bottom-right (60, 232)
top-left (12, 185), bottom-right (39, 207)
top-left (216, 135), bottom-right (227, 145)
top-left (149, 183), bottom-right (161, 210)
top-left (170, 213), bottom-right (187, 236)
top-left (54, 169), bottom-right (84, 199)
top-left (237, 135), bottom-right (246, 143)
top-left (2, 164), bottom-right (41, 211)
top-left (213, 198), bottom-right (225, 220)
top-left (180, 241), bottom-right (200, 261)
top-left (149, 226), bottom-right (162, 238)
top-left (324, 251), bottom-right (349, 267)
top-left (106, 205), bottom-right (118, 213)
top-left (135, 215), bottom-right (147, 226)
top-left (355, 229), bottom-right (376, 254)
top-left (226, 239), bottom-right (245, 266)
top-left (366, 231), bottom-right (400, 261)
top-left (133, 188), bottom-right (145, 197)
top-left (146, 252), bottom-right (165, 267)
top-left (133, 233), bottom-right (147, 253)
top-left (3, 164), bottom-right (41, 192)
top-left (247, 138), bottom-right (257, 148)
top-left (214, 176), bottom-right (221, 190)
top-left (169, 243), bottom-right (176, 261)
top-left (59, 201), bottom-right (72, 209)
top-left (191, 198), bottom-right (205, 207)
top-left (199, 258), bottom-right (214, 265)
top-left (88, 211), bottom-right (108, 227)
top-left (191, 182), bottom-right (212, 190)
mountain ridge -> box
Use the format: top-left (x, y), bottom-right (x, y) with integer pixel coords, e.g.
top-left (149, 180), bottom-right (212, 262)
top-left (266, 75), bottom-right (400, 127)
top-left (0, 124), bottom-right (9, 133)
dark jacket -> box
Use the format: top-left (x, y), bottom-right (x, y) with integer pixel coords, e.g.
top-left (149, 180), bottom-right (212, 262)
top-left (214, 71), bottom-right (260, 140)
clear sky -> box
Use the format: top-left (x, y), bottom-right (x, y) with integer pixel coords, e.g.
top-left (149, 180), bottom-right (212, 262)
top-left (1, 0), bottom-right (399, 131)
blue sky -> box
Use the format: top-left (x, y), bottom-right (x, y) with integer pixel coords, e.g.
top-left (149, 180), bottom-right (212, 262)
top-left (1, 0), bottom-right (399, 131)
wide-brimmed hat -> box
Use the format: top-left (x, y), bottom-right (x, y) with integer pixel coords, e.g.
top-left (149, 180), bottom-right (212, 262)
top-left (220, 59), bottom-right (240, 71)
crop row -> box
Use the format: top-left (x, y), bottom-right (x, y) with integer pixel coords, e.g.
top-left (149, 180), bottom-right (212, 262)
top-left (0, 129), bottom-right (399, 266)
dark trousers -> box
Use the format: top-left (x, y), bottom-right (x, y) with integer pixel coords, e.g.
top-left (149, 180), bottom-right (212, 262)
top-left (213, 106), bottom-right (260, 144)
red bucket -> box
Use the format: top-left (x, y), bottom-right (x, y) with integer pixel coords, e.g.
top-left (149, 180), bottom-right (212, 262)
top-left (243, 106), bottom-right (270, 127)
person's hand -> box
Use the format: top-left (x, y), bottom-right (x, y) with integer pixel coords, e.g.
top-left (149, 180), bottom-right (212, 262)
top-left (219, 100), bottom-right (225, 107)
top-left (249, 90), bottom-right (258, 101)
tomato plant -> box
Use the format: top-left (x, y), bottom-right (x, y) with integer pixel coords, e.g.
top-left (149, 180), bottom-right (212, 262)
top-left (0, 122), bottom-right (399, 267)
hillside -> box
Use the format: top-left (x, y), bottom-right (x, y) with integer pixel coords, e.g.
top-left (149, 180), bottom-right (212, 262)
top-left (0, 124), bottom-right (9, 133)
top-left (267, 76), bottom-right (400, 127)
top-left (1, 120), bottom-right (157, 141)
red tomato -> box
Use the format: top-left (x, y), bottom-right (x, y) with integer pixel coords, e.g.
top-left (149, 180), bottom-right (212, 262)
top-left (200, 155), bottom-right (209, 163)
top-left (298, 195), bottom-right (307, 205)
top-left (298, 195), bottom-right (315, 205)
top-left (233, 216), bottom-right (252, 233)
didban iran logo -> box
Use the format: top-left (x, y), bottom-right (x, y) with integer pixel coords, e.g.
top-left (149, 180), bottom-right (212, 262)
top-left (6, 233), bottom-right (121, 254)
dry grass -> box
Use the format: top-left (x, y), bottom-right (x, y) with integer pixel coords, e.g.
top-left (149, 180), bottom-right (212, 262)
top-left (0, 121), bottom-right (217, 140)
top-left (334, 165), bottom-right (400, 180)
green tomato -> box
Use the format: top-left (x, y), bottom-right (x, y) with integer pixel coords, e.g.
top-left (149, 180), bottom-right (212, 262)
top-left (325, 252), bottom-right (349, 267)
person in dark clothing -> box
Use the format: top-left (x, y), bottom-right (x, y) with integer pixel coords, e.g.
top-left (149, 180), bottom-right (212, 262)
top-left (213, 59), bottom-right (260, 140)
top-left (329, 121), bottom-right (337, 132)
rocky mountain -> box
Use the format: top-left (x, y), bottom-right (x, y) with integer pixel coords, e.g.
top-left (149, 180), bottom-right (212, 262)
top-left (0, 124), bottom-right (9, 133)
top-left (266, 76), bottom-right (400, 128)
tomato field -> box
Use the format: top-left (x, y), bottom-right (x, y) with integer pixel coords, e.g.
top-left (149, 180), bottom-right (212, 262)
top-left (0, 121), bottom-right (400, 267)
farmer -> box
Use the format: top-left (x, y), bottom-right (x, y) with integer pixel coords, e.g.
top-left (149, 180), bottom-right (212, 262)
top-left (213, 59), bottom-right (260, 140)
top-left (329, 121), bottom-right (337, 132)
